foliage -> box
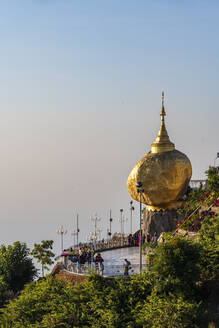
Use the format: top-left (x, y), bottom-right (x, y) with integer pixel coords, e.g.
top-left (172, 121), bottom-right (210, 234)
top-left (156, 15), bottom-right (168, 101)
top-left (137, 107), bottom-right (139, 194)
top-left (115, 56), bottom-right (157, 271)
top-left (0, 276), bottom-right (9, 307)
top-left (142, 240), bottom-right (157, 253)
top-left (2, 242), bottom-right (207, 328)
top-left (0, 241), bottom-right (37, 296)
top-left (205, 167), bottom-right (219, 193)
top-left (3, 267), bottom-right (208, 328)
top-left (198, 215), bottom-right (219, 280)
top-left (176, 188), bottom-right (205, 230)
top-left (178, 188), bottom-right (205, 216)
top-left (176, 168), bottom-right (219, 232)
top-left (135, 292), bottom-right (205, 328)
top-left (148, 236), bottom-right (201, 297)
top-left (79, 272), bottom-right (152, 328)
top-left (3, 276), bottom-right (84, 328)
top-left (1, 272), bottom-right (151, 328)
top-left (31, 240), bottom-right (55, 277)
top-left (0, 314), bottom-right (11, 328)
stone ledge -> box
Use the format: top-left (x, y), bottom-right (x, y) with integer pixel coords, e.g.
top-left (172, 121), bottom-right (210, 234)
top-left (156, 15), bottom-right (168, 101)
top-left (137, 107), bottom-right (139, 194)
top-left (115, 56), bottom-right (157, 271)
top-left (55, 269), bottom-right (88, 285)
top-left (51, 262), bottom-right (88, 285)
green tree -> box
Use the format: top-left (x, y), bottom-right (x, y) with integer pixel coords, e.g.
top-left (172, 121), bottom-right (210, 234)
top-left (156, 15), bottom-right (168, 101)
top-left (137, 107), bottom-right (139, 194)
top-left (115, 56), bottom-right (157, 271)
top-left (148, 236), bottom-right (201, 297)
top-left (3, 276), bottom-right (86, 328)
top-left (0, 276), bottom-right (9, 307)
top-left (31, 240), bottom-right (55, 277)
top-left (2, 271), bottom-right (152, 328)
top-left (0, 313), bottom-right (11, 328)
top-left (135, 292), bottom-right (205, 328)
top-left (79, 272), bottom-right (152, 328)
top-left (198, 215), bottom-right (219, 280)
top-left (0, 241), bottom-right (37, 295)
top-left (2, 266), bottom-right (208, 328)
top-left (205, 167), bottom-right (219, 192)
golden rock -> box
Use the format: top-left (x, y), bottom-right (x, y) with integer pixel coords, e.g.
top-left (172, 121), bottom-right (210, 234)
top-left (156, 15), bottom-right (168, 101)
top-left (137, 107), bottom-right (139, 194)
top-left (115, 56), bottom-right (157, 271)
top-left (127, 93), bottom-right (192, 210)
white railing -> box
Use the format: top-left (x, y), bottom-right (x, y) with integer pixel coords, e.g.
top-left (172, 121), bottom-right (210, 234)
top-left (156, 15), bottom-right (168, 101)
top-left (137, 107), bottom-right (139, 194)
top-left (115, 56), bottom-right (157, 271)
top-left (66, 261), bottom-right (148, 276)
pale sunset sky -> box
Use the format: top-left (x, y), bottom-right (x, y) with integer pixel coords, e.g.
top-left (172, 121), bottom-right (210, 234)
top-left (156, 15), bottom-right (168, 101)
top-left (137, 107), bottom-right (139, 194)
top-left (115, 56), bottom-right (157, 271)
top-left (0, 0), bottom-right (218, 256)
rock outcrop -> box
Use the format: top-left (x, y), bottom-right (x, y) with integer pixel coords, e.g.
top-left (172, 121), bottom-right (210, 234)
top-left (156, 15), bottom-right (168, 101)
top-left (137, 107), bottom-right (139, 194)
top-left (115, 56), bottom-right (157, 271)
top-left (143, 208), bottom-right (178, 236)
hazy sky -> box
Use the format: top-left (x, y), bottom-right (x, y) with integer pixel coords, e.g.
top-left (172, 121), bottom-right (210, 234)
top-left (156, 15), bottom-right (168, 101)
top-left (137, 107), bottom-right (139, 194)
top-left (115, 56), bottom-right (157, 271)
top-left (0, 0), bottom-right (218, 256)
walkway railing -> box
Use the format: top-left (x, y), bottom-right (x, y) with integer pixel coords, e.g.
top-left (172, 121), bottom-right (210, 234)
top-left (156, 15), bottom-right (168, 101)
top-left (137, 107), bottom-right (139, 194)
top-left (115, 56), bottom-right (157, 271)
top-left (66, 261), bottom-right (148, 277)
top-left (75, 235), bottom-right (138, 253)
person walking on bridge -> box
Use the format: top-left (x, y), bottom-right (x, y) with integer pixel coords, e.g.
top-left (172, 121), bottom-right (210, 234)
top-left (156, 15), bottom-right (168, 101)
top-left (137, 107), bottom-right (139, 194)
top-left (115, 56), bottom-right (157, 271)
top-left (123, 259), bottom-right (131, 276)
top-left (94, 253), bottom-right (104, 275)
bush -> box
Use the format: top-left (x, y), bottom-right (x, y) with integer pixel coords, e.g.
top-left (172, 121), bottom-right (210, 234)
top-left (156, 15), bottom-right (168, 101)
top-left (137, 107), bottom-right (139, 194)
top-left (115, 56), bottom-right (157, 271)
top-left (2, 271), bottom-right (153, 328)
top-left (79, 272), bottom-right (152, 328)
top-left (148, 236), bottom-right (201, 297)
top-left (3, 276), bottom-right (83, 328)
top-left (135, 292), bottom-right (205, 328)
top-left (205, 167), bottom-right (219, 193)
top-left (199, 216), bottom-right (219, 280)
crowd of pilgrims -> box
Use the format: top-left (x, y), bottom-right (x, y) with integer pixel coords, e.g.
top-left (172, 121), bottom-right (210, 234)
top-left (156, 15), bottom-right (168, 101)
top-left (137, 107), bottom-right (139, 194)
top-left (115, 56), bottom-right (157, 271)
top-left (64, 247), bottom-right (105, 274)
top-left (127, 231), bottom-right (160, 245)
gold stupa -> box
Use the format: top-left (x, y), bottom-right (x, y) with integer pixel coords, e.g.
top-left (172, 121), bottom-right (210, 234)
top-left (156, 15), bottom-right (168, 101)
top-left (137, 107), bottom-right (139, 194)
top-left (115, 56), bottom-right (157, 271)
top-left (127, 92), bottom-right (192, 210)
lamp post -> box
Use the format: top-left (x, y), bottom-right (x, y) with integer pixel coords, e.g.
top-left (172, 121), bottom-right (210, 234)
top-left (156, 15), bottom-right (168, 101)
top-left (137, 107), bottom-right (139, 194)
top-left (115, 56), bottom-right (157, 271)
top-left (96, 228), bottom-right (103, 241)
top-left (71, 230), bottom-right (77, 248)
top-left (71, 213), bottom-right (79, 248)
top-left (214, 152), bottom-right (219, 167)
top-left (119, 209), bottom-right (128, 246)
top-left (91, 213), bottom-right (101, 247)
top-left (86, 233), bottom-right (94, 253)
top-left (130, 200), bottom-right (135, 234)
top-left (119, 209), bottom-right (123, 246)
top-left (108, 209), bottom-right (113, 239)
top-left (76, 214), bottom-right (80, 246)
top-left (56, 225), bottom-right (67, 253)
top-left (136, 181), bottom-right (144, 273)
top-left (89, 232), bottom-right (97, 250)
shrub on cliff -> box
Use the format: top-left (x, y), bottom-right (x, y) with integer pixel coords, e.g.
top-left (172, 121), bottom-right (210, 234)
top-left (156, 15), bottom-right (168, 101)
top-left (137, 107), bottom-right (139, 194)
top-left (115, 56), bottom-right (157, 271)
top-left (206, 167), bottom-right (219, 193)
top-left (3, 276), bottom-right (85, 328)
top-left (2, 271), bottom-right (153, 328)
top-left (79, 272), bottom-right (152, 328)
top-left (198, 215), bottom-right (219, 280)
top-left (148, 236), bottom-right (202, 298)
top-left (134, 292), bottom-right (205, 328)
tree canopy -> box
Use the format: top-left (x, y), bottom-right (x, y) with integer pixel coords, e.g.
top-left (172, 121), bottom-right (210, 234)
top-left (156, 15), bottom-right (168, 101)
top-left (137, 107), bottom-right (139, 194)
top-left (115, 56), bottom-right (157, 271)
top-left (0, 241), bottom-right (37, 307)
top-left (30, 240), bottom-right (54, 277)
top-left (206, 167), bottom-right (219, 192)
top-left (0, 241), bottom-right (37, 294)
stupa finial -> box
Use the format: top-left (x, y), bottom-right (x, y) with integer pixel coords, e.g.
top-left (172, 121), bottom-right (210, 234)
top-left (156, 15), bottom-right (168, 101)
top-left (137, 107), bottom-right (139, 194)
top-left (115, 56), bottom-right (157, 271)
top-left (160, 91), bottom-right (166, 117)
top-left (150, 92), bottom-right (175, 153)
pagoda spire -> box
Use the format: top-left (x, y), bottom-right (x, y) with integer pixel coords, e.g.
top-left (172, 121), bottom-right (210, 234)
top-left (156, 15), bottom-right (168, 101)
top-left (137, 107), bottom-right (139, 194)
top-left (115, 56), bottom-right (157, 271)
top-left (150, 92), bottom-right (175, 153)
